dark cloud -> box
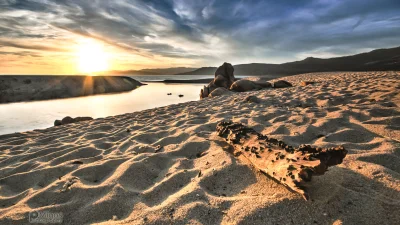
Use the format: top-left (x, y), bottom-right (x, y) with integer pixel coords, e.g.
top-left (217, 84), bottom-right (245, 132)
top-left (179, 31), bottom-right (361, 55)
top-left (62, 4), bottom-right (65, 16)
top-left (0, 40), bottom-right (66, 52)
top-left (0, 0), bottom-right (53, 12)
top-left (0, 0), bottom-right (399, 64)
top-left (0, 50), bottom-right (41, 57)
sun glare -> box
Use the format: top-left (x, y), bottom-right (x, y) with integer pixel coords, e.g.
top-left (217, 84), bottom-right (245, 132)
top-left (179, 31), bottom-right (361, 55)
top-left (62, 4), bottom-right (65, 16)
top-left (77, 40), bottom-right (109, 74)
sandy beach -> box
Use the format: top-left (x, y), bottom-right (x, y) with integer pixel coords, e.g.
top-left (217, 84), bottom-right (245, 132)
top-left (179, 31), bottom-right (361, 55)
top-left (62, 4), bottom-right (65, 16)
top-left (0, 71), bottom-right (399, 224)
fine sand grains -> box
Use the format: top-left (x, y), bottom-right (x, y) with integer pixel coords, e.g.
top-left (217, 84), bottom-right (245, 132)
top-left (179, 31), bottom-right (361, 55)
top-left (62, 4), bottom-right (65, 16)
top-left (0, 71), bottom-right (399, 224)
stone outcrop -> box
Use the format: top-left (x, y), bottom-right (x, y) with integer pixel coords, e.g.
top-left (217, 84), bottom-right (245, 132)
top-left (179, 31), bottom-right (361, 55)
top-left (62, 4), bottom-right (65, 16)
top-left (61, 116), bottom-right (75, 125)
top-left (230, 80), bottom-right (273, 92)
top-left (200, 63), bottom-right (235, 99)
top-left (273, 80), bottom-right (293, 88)
top-left (254, 81), bottom-right (273, 88)
top-left (200, 62), bottom-right (292, 99)
top-left (214, 75), bottom-right (230, 89)
top-left (214, 62), bottom-right (235, 86)
top-left (55, 116), bottom-right (93, 126)
top-left (209, 87), bottom-right (231, 97)
top-left (230, 80), bottom-right (259, 92)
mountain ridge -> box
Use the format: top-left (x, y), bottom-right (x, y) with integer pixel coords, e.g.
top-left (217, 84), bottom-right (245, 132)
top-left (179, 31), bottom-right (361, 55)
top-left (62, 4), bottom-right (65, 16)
top-left (108, 46), bottom-right (400, 76)
top-left (177, 46), bottom-right (400, 75)
top-left (106, 67), bottom-right (198, 75)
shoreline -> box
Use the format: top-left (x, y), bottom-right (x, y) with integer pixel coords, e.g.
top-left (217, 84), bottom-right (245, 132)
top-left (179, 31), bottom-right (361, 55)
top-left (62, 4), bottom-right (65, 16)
top-left (0, 71), bottom-right (399, 224)
top-left (142, 78), bottom-right (214, 83)
top-left (140, 74), bottom-right (284, 84)
top-left (0, 75), bottom-right (144, 104)
top-left (0, 82), bottom-right (204, 136)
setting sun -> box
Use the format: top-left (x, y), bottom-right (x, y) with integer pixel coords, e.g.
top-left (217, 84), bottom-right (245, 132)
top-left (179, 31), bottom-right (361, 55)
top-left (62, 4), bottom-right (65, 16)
top-left (77, 40), bottom-right (109, 74)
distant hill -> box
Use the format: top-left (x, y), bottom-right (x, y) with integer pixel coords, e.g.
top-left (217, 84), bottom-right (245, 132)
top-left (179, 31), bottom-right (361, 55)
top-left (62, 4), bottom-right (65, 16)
top-left (107, 67), bottom-right (198, 75)
top-left (177, 46), bottom-right (400, 75)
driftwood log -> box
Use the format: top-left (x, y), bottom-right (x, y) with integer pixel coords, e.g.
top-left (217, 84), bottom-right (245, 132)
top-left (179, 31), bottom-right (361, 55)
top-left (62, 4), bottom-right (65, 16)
top-left (216, 121), bottom-right (348, 200)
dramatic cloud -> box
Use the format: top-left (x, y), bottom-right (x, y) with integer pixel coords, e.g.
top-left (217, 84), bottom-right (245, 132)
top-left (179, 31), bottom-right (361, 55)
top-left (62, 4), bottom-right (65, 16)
top-left (0, 0), bottom-right (399, 73)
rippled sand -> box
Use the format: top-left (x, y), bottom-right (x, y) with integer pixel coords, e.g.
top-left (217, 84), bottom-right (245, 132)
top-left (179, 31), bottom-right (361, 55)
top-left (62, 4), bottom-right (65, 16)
top-left (0, 71), bottom-right (399, 224)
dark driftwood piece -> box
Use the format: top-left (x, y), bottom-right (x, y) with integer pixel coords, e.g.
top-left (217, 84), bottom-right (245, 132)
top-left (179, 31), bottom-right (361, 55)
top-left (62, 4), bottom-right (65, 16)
top-left (216, 121), bottom-right (348, 200)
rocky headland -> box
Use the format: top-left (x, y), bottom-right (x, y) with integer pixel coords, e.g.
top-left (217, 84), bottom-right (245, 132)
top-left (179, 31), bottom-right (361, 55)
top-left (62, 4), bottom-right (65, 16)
top-left (0, 75), bottom-right (143, 104)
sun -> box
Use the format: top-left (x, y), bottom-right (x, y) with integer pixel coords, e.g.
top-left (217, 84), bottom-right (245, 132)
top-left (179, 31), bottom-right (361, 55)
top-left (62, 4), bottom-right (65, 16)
top-left (77, 39), bottom-right (109, 74)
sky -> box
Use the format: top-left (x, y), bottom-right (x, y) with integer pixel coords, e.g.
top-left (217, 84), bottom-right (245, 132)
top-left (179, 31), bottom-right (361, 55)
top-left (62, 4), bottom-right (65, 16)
top-left (0, 0), bottom-right (399, 74)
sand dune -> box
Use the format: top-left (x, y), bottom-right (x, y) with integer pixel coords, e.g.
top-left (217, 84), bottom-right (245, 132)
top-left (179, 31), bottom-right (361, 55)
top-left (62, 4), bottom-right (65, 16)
top-left (0, 72), bottom-right (399, 224)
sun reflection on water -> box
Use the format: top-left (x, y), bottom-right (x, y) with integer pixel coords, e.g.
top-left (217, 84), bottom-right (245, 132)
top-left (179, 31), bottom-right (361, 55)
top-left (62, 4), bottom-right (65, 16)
top-left (0, 83), bottom-right (204, 135)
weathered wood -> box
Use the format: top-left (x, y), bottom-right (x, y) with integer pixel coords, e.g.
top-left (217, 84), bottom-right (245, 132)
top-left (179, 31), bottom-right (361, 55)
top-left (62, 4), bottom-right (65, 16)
top-left (216, 121), bottom-right (348, 200)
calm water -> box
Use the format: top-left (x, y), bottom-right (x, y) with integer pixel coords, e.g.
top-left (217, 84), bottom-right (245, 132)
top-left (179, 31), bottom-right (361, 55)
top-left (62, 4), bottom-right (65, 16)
top-left (130, 75), bottom-right (250, 82)
top-left (0, 74), bottom-right (280, 135)
top-left (0, 81), bottom-right (203, 135)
